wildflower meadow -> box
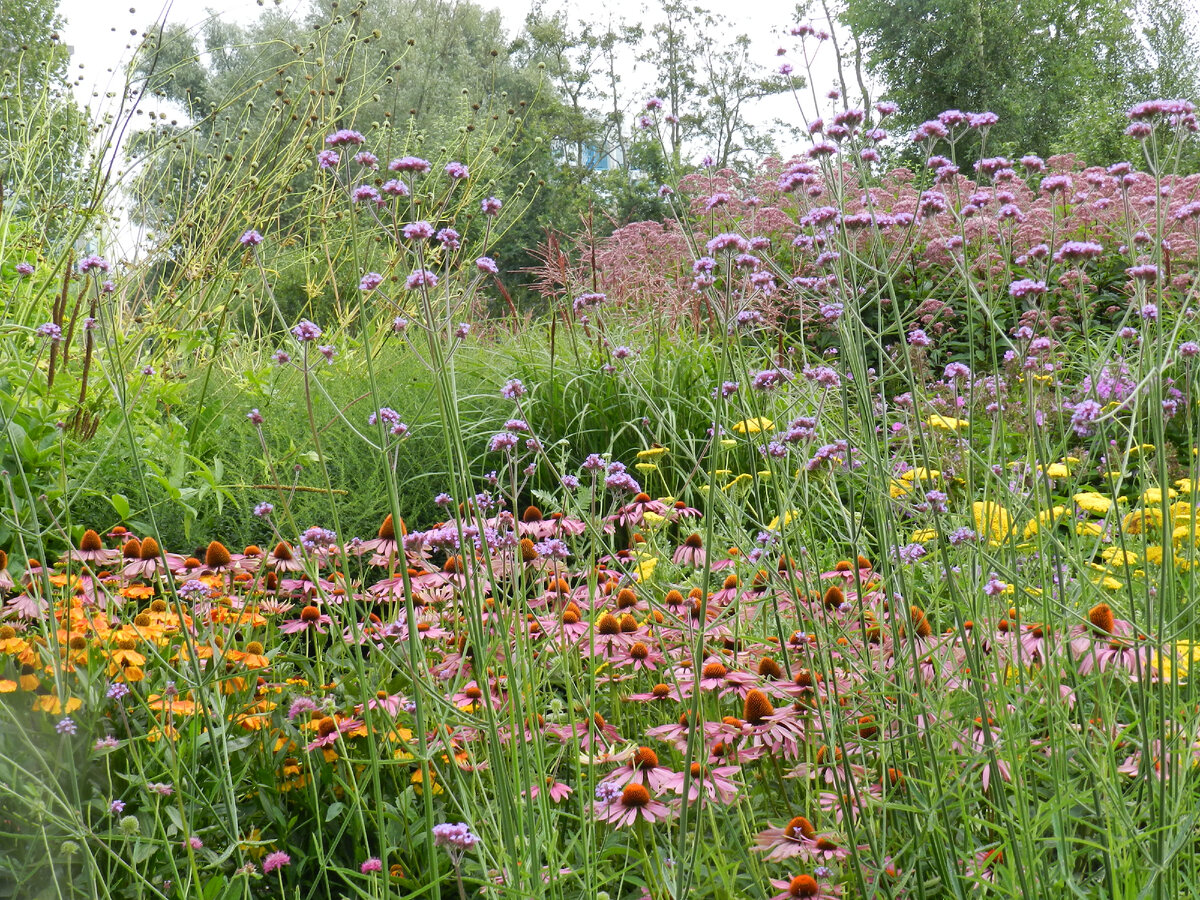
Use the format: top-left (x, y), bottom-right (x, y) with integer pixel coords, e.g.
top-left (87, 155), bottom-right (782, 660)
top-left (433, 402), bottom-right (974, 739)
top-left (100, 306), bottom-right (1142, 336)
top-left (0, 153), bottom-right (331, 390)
top-left (3, 2), bottom-right (1200, 898)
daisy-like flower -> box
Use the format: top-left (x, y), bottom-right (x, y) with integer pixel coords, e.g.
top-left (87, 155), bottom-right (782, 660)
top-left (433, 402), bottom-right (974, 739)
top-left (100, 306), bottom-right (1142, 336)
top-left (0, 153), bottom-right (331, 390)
top-left (264, 541), bottom-right (306, 573)
top-left (663, 760), bottom-right (742, 803)
top-left (689, 657), bottom-right (760, 697)
top-left (608, 492), bottom-right (670, 528)
top-left (525, 777), bottom-right (574, 802)
top-left (673, 533), bottom-right (707, 567)
top-left (601, 746), bottom-right (676, 792)
top-left (280, 605), bottom-right (333, 634)
top-left (613, 640), bottom-right (665, 672)
top-left (754, 815), bottom-right (818, 860)
top-left (73, 530), bottom-right (120, 565)
top-left (593, 782), bottom-right (672, 828)
top-left (768, 874), bottom-right (841, 899)
top-left (305, 715), bottom-right (364, 752)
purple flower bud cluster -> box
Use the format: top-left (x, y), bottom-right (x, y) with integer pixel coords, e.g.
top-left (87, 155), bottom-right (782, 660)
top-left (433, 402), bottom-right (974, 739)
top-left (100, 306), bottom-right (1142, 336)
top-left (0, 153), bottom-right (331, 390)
top-left (301, 526), bottom-right (338, 552)
top-left (431, 822), bottom-right (479, 850)
top-left (292, 320), bottom-right (322, 342)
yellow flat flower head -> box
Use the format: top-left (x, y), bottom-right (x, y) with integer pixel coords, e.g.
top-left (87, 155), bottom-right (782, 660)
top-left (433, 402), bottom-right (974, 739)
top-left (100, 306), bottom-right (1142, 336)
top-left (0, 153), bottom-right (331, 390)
top-left (732, 417), bottom-right (773, 434)
top-left (1142, 487), bottom-right (1177, 505)
top-left (636, 447), bottom-right (669, 459)
top-left (1073, 492), bottom-right (1112, 515)
top-left (973, 501), bottom-right (1014, 545)
top-left (927, 415), bottom-right (970, 432)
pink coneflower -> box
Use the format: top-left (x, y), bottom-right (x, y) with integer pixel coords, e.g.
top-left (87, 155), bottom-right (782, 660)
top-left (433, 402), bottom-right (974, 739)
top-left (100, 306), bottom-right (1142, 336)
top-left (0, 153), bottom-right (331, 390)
top-left (601, 746), bottom-right (676, 792)
top-left (265, 541), bottom-right (305, 573)
top-left (121, 537), bottom-right (182, 580)
top-left (358, 691), bottom-right (408, 717)
top-left (525, 777), bottom-right (574, 802)
top-left (691, 658), bottom-right (760, 697)
top-left (73, 530), bottom-right (120, 565)
top-left (538, 601), bottom-right (590, 642)
top-left (613, 641), bottom-right (665, 672)
top-left (754, 816), bottom-right (819, 860)
top-left (673, 534), bottom-right (707, 567)
top-left (359, 514), bottom-right (403, 563)
top-left (607, 492), bottom-right (670, 528)
top-left (450, 680), bottom-right (506, 712)
top-left (280, 605), bottom-right (333, 634)
top-left (593, 782), bottom-right (672, 828)
top-left (816, 784), bottom-right (882, 822)
top-left (742, 690), bottom-right (805, 756)
top-left (305, 716), bottom-right (363, 751)
top-left (768, 874), bottom-right (841, 899)
top-left (663, 761), bottom-right (742, 803)
top-left (581, 612), bottom-right (637, 658)
top-left (1069, 604), bottom-right (1150, 677)
top-left (625, 682), bottom-right (678, 703)
top-left (668, 500), bottom-right (701, 521)
top-left (262, 850), bottom-right (291, 874)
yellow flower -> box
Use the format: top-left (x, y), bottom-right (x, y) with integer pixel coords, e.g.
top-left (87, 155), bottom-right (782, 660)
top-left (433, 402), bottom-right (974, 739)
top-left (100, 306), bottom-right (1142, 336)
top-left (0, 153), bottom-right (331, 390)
top-left (33, 695), bottom-right (82, 714)
top-left (1171, 501), bottom-right (1197, 524)
top-left (1153, 642), bottom-right (1200, 681)
top-left (1022, 506), bottom-right (1067, 539)
top-left (411, 767), bottom-right (443, 795)
top-left (1122, 508), bottom-right (1164, 534)
top-left (973, 501), bottom-right (1014, 545)
top-left (1172, 524), bottom-right (1200, 547)
top-left (1178, 478), bottom-right (1195, 494)
top-left (634, 463), bottom-right (659, 473)
top-left (757, 470), bottom-right (772, 479)
top-left (636, 446), bottom-right (669, 459)
top-left (1127, 443), bottom-right (1156, 456)
top-left (732, 417), bottom-right (773, 434)
top-left (641, 511), bottom-right (667, 528)
top-left (1074, 492), bottom-right (1112, 515)
top-left (1042, 463), bottom-right (1071, 478)
top-left (767, 510), bottom-right (800, 530)
top-left (927, 415), bottom-right (969, 432)
top-left (1101, 548), bottom-right (1138, 567)
top-left (1142, 487), bottom-right (1177, 505)
top-left (635, 557), bottom-right (657, 582)
top-left (720, 439), bottom-right (737, 449)
top-left (722, 473), bottom-right (754, 492)
top-left (911, 528), bottom-right (938, 543)
top-left (239, 828), bottom-right (268, 860)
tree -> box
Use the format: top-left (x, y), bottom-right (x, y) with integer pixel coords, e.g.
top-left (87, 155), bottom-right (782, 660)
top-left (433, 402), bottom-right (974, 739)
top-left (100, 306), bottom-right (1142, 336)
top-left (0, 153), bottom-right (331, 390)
top-left (641, 1), bottom-right (799, 169)
top-left (0, 0), bottom-right (89, 243)
top-left (840, 0), bottom-right (1154, 161)
top-left (0, 0), bottom-right (68, 94)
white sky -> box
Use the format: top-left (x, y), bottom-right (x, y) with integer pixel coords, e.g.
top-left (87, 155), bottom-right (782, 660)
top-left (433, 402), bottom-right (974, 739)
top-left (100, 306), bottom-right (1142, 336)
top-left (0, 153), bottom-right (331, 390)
top-left (57, 0), bottom-right (848, 151)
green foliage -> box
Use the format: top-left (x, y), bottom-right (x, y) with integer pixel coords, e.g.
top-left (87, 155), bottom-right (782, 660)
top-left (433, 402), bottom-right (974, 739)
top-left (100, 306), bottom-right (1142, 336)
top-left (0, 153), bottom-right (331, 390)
top-left (840, 0), bottom-right (1187, 161)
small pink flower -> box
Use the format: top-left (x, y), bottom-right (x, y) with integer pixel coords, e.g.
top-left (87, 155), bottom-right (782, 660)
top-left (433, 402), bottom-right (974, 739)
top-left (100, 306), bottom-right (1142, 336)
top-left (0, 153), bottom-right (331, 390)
top-left (262, 850), bottom-right (291, 874)
top-left (361, 857), bottom-right (383, 873)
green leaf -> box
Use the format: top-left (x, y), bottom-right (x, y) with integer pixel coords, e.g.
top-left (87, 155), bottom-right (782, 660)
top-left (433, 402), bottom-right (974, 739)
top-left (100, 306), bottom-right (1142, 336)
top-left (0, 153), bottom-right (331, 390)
top-left (324, 801), bottom-right (345, 822)
top-left (111, 493), bottom-right (131, 519)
